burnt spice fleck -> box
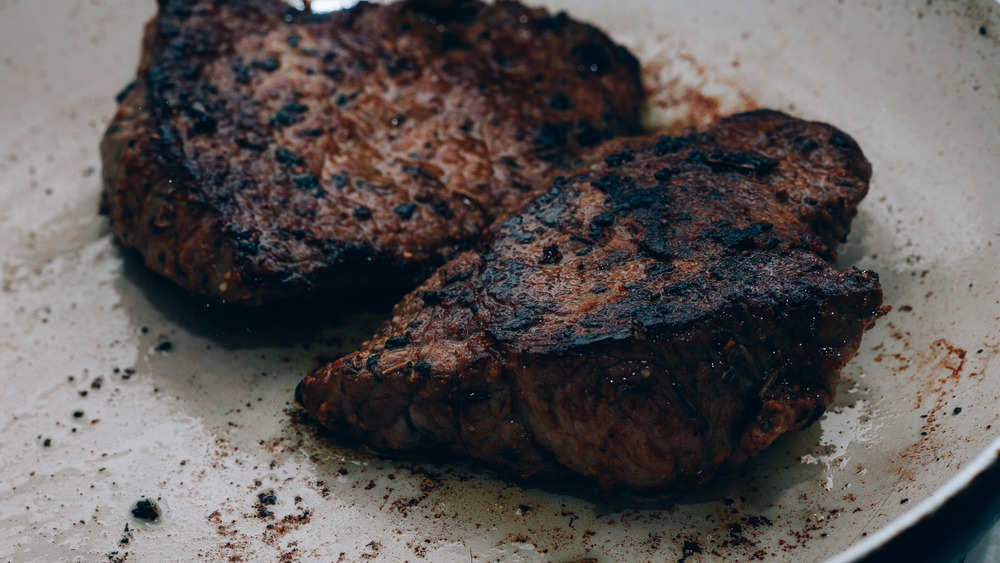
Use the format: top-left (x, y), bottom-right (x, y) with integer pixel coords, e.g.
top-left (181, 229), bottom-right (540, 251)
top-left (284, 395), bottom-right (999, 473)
top-left (131, 499), bottom-right (160, 522)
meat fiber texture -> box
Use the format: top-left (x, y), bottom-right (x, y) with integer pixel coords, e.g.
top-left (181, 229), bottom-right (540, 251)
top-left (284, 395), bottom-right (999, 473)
top-left (100, 0), bottom-right (644, 304)
top-left (298, 110), bottom-right (887, 493)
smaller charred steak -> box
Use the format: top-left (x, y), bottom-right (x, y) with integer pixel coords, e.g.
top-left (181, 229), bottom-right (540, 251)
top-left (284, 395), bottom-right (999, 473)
top-left (298, 110), bottom-right (886, 493)
top-left (100, 0), bottom-right (643, 304)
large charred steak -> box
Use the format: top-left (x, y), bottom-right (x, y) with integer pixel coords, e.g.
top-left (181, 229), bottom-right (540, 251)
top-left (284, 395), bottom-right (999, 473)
top-left (101, 0), bottom-right (643, 304)
top-left (298, 110), bottom-right (886, 493)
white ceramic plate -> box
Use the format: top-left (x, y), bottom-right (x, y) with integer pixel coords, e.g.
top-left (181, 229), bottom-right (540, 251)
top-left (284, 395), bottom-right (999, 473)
top-left (2, 1), bottom-right (999, 561)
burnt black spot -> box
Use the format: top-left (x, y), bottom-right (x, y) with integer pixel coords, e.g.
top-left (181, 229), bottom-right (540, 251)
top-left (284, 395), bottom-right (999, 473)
top-left (592, 175), bottom-right (666, 212)
top-left (575, 122), bottom-right (603, 148)
top-left (430, 199), bottom-right (452, 219)
top-left (500, 308), bottom-right (537, 332)
top-left (331, 174), bottom-right (348, 189)
top-left (536, 12), bottom-right (570, 33)
top-left (441, 32), bottom-right (470, 50)
top-left (271, 110), bottom-right (296, 128)
top-left (185, 104), bottom-right (217, 136)
top-left (394, 202), bottom-right (417, 220)
top-left (829, 131), bottom-right (855, 154)
top-left (386, 57), bottom-right (415, 75)
top-left (366, 355), bottom-right (380, 370)
top-left (653, 135), bottom-right (694, 156)
top-left (444, 271), bottom-right (471, 285)
top-left (707, 150), bottom-right (778, 177)
top-left (538, 244), bottom-right (562, 265)
top-left (231, 62), bottom-right (251, 84)
top-left (353, 206), bottom-right (372, 220)
top-left (653, 168), bottom-right (674, 183)
top-left (251, 57), bottom-right (279, 72)
top-left (412, 361), bottom-right (433, 377)
top-left (572, 41), bottom-right (611, 74)
top-left (287, 34), bottom-right (301, 47)
top-left (646, 262), bottom-right (674, 275)
top-left (537, 123), bottom-right (568, 150)
top-left (236, 137), bottom-right (267, 151)
top-left (511, 231), bottom-right (536, 244)
top-left (421, 291), bottom-right (442, 306)
top-left (275, 147), bottom-right (303, 166)
top-left (385, 336), bottom-right (410, 350)
top-left (712, 222), bottom-right (774, 250)
top-left (589, 211), bottom-right (615, 239)
top-left (549, 93), bottom-right (573, 110)
top-left (293, 175), bottom-right (324, 196)
top-left (604, 150), bottom-right (634, 168)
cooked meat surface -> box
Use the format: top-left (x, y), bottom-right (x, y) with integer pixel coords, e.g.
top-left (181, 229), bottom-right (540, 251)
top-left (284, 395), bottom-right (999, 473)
top-left (101, 0), bottom-right (643, 304)
top-left (297, 110), bottom-right (886, 493)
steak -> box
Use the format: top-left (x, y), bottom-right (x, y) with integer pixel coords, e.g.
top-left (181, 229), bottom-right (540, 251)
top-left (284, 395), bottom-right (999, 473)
top-left (100, 0), bottom-right (643, 304)
top-left (297, 110), bottom-right (886, 493)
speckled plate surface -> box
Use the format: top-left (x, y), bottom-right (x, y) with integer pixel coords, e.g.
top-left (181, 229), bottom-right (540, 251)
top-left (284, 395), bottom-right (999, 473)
top-left (2, 1), bottom-right (1000, 561)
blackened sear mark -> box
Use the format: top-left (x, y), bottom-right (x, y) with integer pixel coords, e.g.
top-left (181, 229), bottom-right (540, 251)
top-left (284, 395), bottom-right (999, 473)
top-left (274, 103), bottom-right (309, 127)
top-left (293, 175), bottom-right (324, 196)
top-left (385, 336), bottom-right (410, 349)
top-left (538, 244), bottom-right (562, 265)
top-left (393, 201), bottom-right (414, 220)
top-left (421, 291), bottom-right (442, 306)
top-left (604, 150), bottom-right (634, 168)
top-left (115, 80), bottom-right (136, 104)
top-left (686, 150), bottom-right (778, 177)
top-left (575, 122), bottom-right (603, 148)
top-left (444, 271), bottom-right (471, 285)
top-left (571, 41), bottom-right (611, 74)
top-left (537, 123), bottom-right (568, 152)
top-left (275, 147), bottom-right (303, 166)
top-left (500, 308), bottom-right (537, 332)
top-left (412, 361), bottom-right (433, 377)
top-left (271, 110), bottom-right (296, 128)
top-left (282, 102), bottom-right (309, 114)
top-left (653, 168), bottom-right (674, 183)
top-left (829, 131), bottom-right (856, 154)
top-left (185, 105), bottom-right (218, 135)
top-left (252, 57), bottom-right (279, 72)
top-left (331, 174), bottom-right (349, 189)
top-left (430, 198), bottom-right (452, 219)
top-left (549, 93), bottom-right (573, 110)
top-left (712, 222), bottom-right (774, 250)
top-left (366, 354), bottom-right (380, 370)
top-left (592, 174), bottom-right (667, 212)
top-left (589, 211), bottom-right (615, 239)
top-left (653, 135), bottom-right (695, 156)
top-left (441, 32), bottom-right (470, 50)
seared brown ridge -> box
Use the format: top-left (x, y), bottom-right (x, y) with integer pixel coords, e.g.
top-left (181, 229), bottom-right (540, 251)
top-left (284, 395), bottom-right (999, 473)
top-left (298, 110), bottom-right (886, 493)
top-left (101, 0), bottom-right (643, 304)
